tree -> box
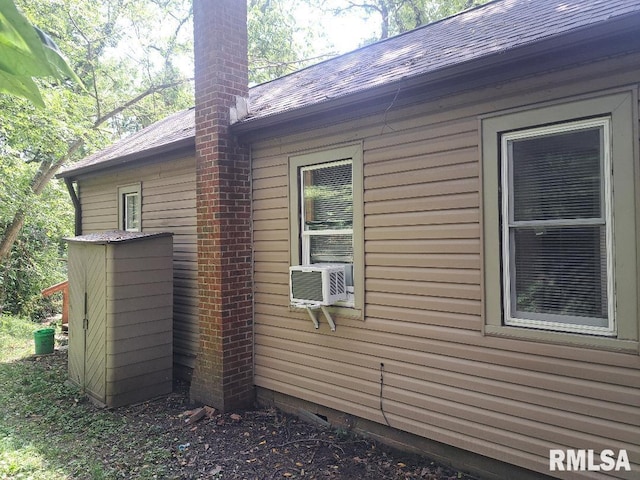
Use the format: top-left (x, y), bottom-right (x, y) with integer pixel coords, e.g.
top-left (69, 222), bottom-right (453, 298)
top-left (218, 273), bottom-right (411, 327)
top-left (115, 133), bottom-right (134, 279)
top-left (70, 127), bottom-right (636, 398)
top-left (312, 0), bottom-right (490, 40)
top-left (0, 0), bottom-right (193, 314)
top-left (248, 0), bottom-right (332, 84)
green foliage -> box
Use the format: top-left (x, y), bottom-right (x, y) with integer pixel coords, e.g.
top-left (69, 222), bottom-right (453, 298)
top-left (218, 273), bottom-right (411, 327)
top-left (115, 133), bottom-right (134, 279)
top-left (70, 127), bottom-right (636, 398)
top-left (0, 0), bottom-right (81, 107)
top-left (17, 0), bottom-right (194, 135)
top-left (0, 0), bottom-right (194, 318)
top-left (0, 159), bottom-right (72, 319)
top-left (0, 316), bottom-right (172, 479)
top-left (313, 0), bottom-right (491, 40)
top-left (248, 0), bottom-right (329, 84)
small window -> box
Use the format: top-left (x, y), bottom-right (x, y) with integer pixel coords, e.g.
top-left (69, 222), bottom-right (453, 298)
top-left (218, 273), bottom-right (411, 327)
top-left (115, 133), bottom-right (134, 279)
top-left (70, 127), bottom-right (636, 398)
top-left (501, 119), bottom-right (614, 334)
top-left (118, 184), bottom-right (141, 232)
top-left (301, 160), bottom-right (353, 259)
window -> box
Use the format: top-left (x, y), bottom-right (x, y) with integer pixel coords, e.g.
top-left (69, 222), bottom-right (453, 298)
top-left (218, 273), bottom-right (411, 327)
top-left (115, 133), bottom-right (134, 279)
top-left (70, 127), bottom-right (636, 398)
top-left (118, 184), bottom-right (141, 232)
top-left (290, 144), bottom-right (363, 313)
top-left (501, 119), bottom-right (613, 334)
top-left (301, 160), bottom-right (353, 265)
top-left (482, 91), bottom-right (638, 349)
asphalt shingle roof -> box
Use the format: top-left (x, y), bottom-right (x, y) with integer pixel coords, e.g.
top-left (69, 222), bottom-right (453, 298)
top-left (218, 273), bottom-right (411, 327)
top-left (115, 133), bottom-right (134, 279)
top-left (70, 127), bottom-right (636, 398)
top-left (59, 0), bottom-right (640, 178)
top-left (63, 108), bottom-right (194, 176)
top-left (246, 0), bottom-right (640, 121)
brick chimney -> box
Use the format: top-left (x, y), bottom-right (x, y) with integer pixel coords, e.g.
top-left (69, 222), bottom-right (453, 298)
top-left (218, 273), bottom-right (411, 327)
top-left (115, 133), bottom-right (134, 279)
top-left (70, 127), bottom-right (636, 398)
top-left (190, 0), bottom-right (253, 410)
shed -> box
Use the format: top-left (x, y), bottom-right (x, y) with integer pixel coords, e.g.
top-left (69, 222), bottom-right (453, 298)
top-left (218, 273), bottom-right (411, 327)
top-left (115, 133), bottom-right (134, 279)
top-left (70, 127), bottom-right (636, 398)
top-left (66, 230), bottom-right (174, 407)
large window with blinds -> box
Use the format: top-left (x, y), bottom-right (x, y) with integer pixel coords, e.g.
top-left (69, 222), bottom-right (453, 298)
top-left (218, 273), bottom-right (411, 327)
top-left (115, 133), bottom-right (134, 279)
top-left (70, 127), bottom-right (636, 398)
top-left (500, 118), bottom-right (614, 334)
top-left (482, 91), bottom-right (638, 348)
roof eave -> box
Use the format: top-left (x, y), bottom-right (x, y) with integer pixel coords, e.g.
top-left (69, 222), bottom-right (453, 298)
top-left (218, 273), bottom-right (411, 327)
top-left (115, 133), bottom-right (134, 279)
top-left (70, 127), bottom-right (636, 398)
top-left (231, 11), bottom-right (640, 137)
top-left (57, 136), bottom-right (195, 180)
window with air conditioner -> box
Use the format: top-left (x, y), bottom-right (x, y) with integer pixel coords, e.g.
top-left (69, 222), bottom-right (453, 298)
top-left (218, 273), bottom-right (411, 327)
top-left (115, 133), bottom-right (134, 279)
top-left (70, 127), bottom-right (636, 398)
top-left (289, 144), bottom-right (363, 314)
top-left (482, 91), bottom-right (638, 349)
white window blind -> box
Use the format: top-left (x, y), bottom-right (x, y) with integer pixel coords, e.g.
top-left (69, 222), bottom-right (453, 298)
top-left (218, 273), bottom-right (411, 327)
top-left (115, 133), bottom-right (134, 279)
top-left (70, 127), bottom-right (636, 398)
top-left (301, 160), bottom-right (353, 266)
top-left (501, 118), bottom-right (614, 333)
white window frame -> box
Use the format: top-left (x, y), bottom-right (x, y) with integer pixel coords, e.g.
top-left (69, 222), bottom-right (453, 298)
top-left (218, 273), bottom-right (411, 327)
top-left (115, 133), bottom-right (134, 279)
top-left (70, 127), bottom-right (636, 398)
top-left (301, 160), bottom-right (354, 305)
top-left (300, 160), bottom-right (354, 293)
top-left (500, 118), bottom-right (615, 335)
top-left (118, 183), bottom-right (141, 232)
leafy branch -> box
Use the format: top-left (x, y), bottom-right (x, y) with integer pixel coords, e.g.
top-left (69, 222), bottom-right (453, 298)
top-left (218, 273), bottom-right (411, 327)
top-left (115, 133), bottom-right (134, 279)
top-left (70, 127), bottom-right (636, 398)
top-left (0, 0), bottom-right (82, 106)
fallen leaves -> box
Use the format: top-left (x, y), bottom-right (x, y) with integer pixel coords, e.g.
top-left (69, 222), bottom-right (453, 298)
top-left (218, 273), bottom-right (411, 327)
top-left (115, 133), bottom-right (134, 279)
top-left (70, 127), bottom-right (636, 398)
top-left (13, 349), bottom-right (476, 480)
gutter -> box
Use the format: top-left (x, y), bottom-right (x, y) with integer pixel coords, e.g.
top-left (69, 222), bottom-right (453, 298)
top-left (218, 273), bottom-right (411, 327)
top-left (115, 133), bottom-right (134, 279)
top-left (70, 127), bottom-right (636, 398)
top-left (64, 178), bottom-right (82, 236)
top-left (56, 136), bottom-right (195, 180)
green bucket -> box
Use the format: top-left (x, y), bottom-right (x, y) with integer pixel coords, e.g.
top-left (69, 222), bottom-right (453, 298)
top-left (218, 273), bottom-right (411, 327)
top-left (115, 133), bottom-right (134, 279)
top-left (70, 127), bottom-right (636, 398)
top-left (34, 328), bottom-right (55, 355)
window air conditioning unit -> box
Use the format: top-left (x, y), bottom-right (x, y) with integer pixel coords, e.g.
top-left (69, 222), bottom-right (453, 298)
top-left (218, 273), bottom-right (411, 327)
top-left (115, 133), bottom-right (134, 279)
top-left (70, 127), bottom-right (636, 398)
top-left (289, 264), bottom-right (347, 307)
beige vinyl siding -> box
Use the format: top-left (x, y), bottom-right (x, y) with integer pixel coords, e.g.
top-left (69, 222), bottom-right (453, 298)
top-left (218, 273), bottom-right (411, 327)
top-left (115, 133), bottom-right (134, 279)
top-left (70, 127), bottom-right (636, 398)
top-left (77, 156), bottom-right (198, 373)
top-left (252, 53), bottom-right (640, 478)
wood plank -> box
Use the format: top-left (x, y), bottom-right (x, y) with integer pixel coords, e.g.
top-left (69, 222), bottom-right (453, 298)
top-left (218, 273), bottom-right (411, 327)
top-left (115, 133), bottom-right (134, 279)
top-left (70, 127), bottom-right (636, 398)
top-left (366, 278), bottom-right (481, 300)
top-left (366, 266), bottom-right (480, 284)
top-left (366, 238), bottom-right (479, 254)
top-left (253, 186), bottom-right (287, 201)
top-left (252, 195), bottom-right (288, 211)
top-left (366, 208), bottom-right (479, 228)
top-left (255, 339), bottom-right (638, 425)
top-left (366, 292), bottom-right (481, 316)
top-left (253, 163), bottom-right (287, 180)
top-left (365, 146), bottom-right (477, 177)
top-left (366, 162), bottom-right (479, 190)
top-left (253, 255), bottom-right (288, 271)
top-left (364, 178), bottom-right (478, 203)
top-left (365, 192), bottom-right (479, 215)
top-left (253, 176), bottom-right (287, 191)
top-left (253, 217), bottom-right (288, 232)
top-left (364, 117), bottom-right (478, 152)
top-left (254, 240), bottom-right (288, 253)
top-left (365, 252), bottom-right (480, 269)
top-left (365, 223), bottom-right (479, 240)
top-left (144, 200), bottom-right (195, 213)
top-left (252, 207), bottom-right (288, 221)
top-left (254, 319), bottom-right (640, 392)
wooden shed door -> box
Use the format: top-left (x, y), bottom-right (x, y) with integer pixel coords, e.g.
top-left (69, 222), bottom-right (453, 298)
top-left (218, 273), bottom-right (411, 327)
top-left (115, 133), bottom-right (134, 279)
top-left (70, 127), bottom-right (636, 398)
top-left (68, 243), bottom-right (106, 402)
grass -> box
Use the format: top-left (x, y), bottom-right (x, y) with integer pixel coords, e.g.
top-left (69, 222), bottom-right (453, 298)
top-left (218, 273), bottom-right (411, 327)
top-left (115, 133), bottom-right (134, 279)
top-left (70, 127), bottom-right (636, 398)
top-left (0, 315), bottom-right (172, 479)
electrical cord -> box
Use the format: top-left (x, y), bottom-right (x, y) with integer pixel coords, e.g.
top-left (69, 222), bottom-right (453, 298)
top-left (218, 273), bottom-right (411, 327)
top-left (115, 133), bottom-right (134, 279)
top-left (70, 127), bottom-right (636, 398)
top-left (379, 362), bottom-right (391, 427)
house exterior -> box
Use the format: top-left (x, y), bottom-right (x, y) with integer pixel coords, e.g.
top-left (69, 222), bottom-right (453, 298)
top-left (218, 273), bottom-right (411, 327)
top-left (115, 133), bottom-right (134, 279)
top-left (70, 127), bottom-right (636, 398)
top-left (59, 0), bottom-right (640, 478)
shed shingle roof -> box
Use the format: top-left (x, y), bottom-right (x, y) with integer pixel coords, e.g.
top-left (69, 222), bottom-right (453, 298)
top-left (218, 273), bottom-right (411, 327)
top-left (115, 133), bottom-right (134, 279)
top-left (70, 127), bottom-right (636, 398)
top-left (59, 0), bottom-right (640, 178)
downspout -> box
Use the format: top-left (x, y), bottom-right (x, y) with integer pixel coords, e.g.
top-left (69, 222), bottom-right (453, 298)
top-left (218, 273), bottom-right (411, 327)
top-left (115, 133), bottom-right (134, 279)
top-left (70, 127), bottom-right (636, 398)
top-left (64, 178), bottom-right (82, 236)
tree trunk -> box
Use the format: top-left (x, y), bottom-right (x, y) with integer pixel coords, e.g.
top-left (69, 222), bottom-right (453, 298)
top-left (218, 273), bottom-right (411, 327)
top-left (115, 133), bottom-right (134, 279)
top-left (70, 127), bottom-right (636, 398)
top-left (379, 1), bottom-right (389, 38)
top-left (0, 211), bottom-right (26, 261)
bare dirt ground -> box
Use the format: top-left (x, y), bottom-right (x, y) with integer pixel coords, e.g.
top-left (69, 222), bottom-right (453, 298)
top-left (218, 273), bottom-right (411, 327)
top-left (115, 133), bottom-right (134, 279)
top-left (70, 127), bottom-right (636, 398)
top-left (120, 383), bottom-right (476, 479)
top-left (37, 346), bottom-right (477, 479)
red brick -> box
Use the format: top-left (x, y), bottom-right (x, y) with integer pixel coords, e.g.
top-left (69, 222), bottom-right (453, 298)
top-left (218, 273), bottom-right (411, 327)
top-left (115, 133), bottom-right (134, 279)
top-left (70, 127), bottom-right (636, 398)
top-left (190, 0), bottom-right (253, 411)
